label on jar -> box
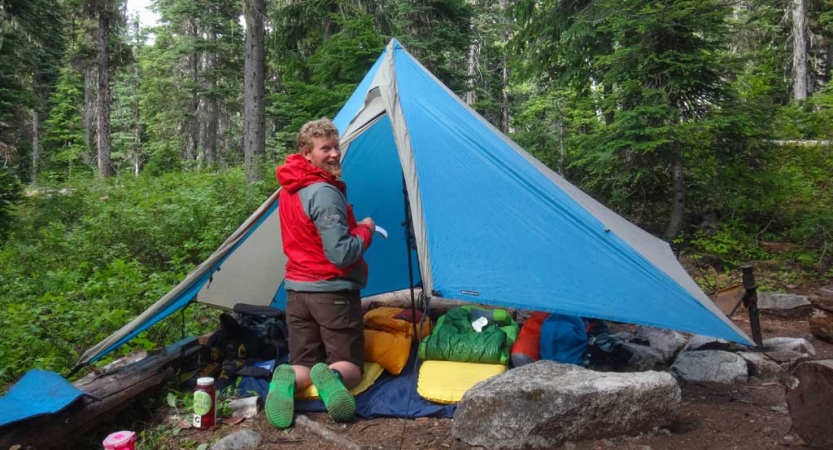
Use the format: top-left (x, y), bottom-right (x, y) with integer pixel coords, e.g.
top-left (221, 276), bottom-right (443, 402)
top-left (194, 391), bottom-right (212, 415)
top-left (193, 390), bottom-right (214, 428)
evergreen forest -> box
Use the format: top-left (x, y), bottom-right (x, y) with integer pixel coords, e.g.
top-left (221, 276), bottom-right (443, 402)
top-left (1, 0), bottom-right (832, 386)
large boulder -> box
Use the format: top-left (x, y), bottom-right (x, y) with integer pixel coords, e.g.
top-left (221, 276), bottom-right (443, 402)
top-left (670, 350), bottom-right (748, 384)
top-left (762, 337), bottom-right (816, 356)
top-left (631, 326), bottom-right (688, 362)
top-left (737, 352), bottom-right (784, 381)
top-left (764, 350), bottom-right (812, 367)
top-left (809, 310), bottom-right (833, 344)
top-left (758, 292), bottom-right (813, 317)
top-left (452, 361), bottom-right (680, 450)
top-left (786, 360), bottom-right (833, 449)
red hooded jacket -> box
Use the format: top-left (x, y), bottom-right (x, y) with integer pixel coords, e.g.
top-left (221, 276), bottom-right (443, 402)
top-left (276, 154), bottom-right (373, 286)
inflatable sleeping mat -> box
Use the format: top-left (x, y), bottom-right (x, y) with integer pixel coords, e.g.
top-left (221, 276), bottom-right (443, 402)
top-left (417, 360), bottom-right (507, 404)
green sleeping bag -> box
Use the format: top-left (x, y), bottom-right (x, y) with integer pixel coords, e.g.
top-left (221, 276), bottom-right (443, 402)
top-left (418, 306), bottom-right (519, 365)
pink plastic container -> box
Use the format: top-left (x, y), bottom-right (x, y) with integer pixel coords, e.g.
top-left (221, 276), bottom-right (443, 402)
top-left (102, 430), bottom-right (136, 450)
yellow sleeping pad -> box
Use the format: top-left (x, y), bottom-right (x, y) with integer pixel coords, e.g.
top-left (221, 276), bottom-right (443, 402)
top-left (295, 362), bottom-right (384, 400)
top-left (417, 360), bottom-right (507, 404)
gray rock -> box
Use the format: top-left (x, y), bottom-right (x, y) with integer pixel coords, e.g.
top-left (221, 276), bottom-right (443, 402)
top-left (758, 292), bottom-right (813, 317)
top-left (632, 326), bottom-right (688, 362)
top-left (210, 430), bottom-right (262, 450)
top-left (452, 361), bottom-right (680, 450)
top-left (763, 350), bottom-right (811, 367)
top-left (669, 350), bottom-right (748, 384)
top-left (619, 343), bottom-right (668, 372)
top-left (809, 310), bottom-right (833, 343)
top-left (737, 352), bottom-right (784, 381)
top-left (228, 396), bottom-right (260, 419)
top-left (762, 337), bottom-right (816, 356)
top-left (683, 334), bottom-right (738, 352)
top-left (809, 293), bottom-right (833, 313)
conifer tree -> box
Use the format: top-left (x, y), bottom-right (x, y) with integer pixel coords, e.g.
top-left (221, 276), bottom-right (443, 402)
top-left (44, 66), bottom-right (87, 180)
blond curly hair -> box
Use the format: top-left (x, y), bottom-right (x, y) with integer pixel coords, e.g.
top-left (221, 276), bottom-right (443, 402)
top-left (296, 118), bottom-right (339, 153)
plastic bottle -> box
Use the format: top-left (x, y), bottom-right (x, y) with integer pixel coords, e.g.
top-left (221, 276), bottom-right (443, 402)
top-left (192, 377), bottom-right (216, 429)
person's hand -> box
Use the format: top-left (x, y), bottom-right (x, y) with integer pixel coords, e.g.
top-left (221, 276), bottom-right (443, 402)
top-left (358, 217), bottom-right (375, 231)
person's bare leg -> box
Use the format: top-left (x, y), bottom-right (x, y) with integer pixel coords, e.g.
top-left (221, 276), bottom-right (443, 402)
top-left (292, 364), bottom-right (312, 390)
top-left (329, 361), bottom-right (362, 389)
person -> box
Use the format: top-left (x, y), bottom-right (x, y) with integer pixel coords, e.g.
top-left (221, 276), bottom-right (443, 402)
top-left (266, 118), bottom-right (375, 428)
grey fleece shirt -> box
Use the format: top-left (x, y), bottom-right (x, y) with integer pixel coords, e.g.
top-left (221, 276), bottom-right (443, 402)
top-left (283, 182), bottom-right (368, 292)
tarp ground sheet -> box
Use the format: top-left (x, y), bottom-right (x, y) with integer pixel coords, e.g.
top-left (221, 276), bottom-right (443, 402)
top-left (0, 370), bottom-right (92, 427)
top-left (237, 353), bottom-right (456, 419)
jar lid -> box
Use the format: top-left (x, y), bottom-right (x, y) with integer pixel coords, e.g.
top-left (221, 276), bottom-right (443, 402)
top-left (196, 377), bottom-right (215, 386)
top-left (103, 430), bottom-right (135, 447)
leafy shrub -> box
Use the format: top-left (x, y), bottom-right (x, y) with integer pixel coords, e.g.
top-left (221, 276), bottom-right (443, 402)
top-left (0, 169), bottom-right (278, 384)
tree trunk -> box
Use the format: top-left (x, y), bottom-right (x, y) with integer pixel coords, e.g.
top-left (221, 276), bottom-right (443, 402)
top-left (464, 30), bottom-right (479, 106)
top-left (603, 83), bottom-right (615, 125)
top-left (97, 6), bottom-right (114, 178)
top-left (558, 120), bottom-right (565, 176)
top-left (499, 0), bottom-right (510, 133)
top-left (200, 96), bottom-right (218, 165)
top-left (665, 143), bottom-right (685, 240)
top-left (826, 39), bottom-right (833, 85)
top-left (83, 65), bottom-right (96, 166)
top-left (218, 113), bottom-right (229, 169)
top-left (185, 20), bottom-right (199, 163)
top-left (792, 0), bottom-right (807, 101)
top-left (31, 110), bottom-right (39, 182)
top-left (132, 66), bottom-right (141, 176)
top-left (243, 0), bottom-right (266, 183)
top-left (200, 29), bottom-right (218, 165)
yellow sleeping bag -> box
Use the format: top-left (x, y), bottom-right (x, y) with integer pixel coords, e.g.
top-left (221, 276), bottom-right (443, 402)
top-left (416, 360), bottom-right (507, 404)
top-left (363, 307), bottom-right (433, 375)
top-left (295, 362), bottom-right (384, 400)
top-left (364, 329), bottom-right (411, 375)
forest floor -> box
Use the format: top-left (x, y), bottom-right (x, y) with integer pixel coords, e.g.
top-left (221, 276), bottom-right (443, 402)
top-left (81, 282), bottom-right (833, 450)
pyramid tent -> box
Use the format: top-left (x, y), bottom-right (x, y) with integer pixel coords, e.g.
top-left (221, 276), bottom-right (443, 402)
top-left (75, 39), bottom-right (750, 370)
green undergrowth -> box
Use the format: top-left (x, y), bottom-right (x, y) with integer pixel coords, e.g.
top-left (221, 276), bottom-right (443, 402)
top-left (680, 143), bottom-right (833, 293)
top-left (0, 169), bottom-right (277, 386)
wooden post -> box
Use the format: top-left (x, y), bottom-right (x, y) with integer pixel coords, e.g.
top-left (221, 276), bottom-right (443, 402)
top-left (741, 265), bottom-right (763, 347)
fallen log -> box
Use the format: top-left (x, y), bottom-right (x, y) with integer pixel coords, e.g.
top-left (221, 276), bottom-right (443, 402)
top-left (0, 337), bottom-right (201, 450)
top-left (363, 290), bottom-right (518, 319)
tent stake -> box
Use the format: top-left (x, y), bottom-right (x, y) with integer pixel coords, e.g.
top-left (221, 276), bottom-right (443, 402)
top-left (741, 264), bottom-right (763, 347)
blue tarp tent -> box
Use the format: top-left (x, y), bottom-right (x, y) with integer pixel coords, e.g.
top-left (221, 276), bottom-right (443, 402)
top-left (75, 39), bottom-right (750, 371)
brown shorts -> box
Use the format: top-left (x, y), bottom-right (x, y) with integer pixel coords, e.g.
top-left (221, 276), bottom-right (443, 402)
top-left (286, 290), bottom-right (364, 370)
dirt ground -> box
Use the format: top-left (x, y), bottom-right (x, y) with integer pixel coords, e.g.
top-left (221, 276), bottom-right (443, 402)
top-left (140, 309), bottom-right (832, 450)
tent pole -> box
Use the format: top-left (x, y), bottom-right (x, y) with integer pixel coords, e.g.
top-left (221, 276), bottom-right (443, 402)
top-left (402, 175), bottom-right (419, 343)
